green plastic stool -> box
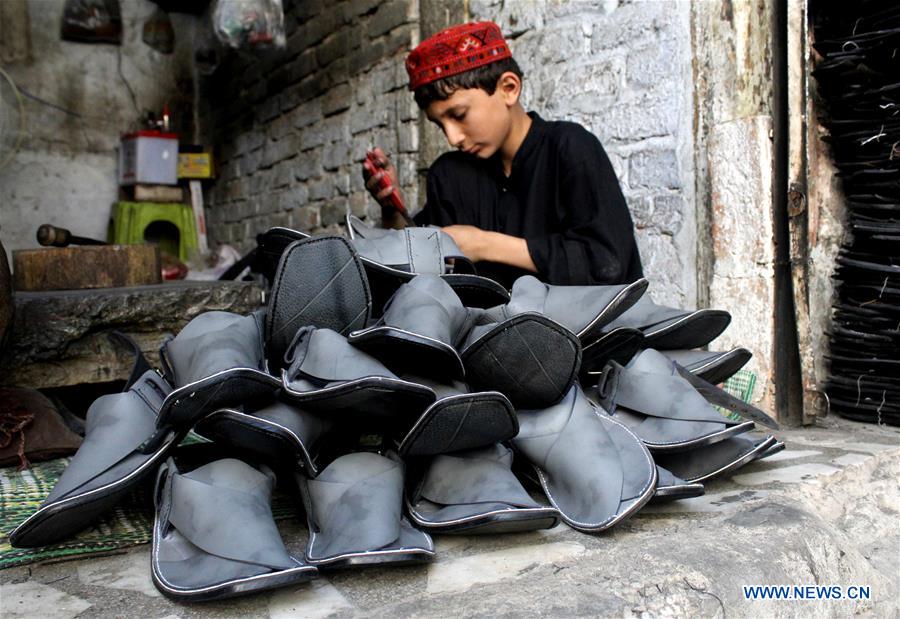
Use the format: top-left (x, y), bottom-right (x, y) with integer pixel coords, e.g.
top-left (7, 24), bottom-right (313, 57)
top-left (112, 201), bottom-right (198, 261)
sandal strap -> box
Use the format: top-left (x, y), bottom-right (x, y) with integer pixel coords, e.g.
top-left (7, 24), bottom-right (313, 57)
top-left (609, 296), bottom-right (687, 330)
top-left (378, 276), bottom-right (468, 344)
top-left (351, 227), bottom-right (473, 275)
top-left (514, 386), bottom-right (625, 524)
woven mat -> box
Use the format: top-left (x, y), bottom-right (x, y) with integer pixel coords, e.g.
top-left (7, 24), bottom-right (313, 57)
top-left (721, 369), bottom-right (757, 421)
top-left (0, 458), bottom-right (157, 569)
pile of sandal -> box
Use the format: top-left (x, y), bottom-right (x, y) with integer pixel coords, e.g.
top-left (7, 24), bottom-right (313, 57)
top-left (812, 3), bottom-right (900, 426)
top-left (8, 216), bottom-right (781, 602)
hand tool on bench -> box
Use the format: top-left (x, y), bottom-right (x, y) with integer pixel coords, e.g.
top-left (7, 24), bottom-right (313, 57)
top-left (37, 224), bottom-right (107, 247)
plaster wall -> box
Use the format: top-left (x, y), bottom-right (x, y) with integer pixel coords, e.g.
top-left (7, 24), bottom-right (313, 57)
top-left (692, 0), bottom-right (780, 411)
top-left (708, 116), bottom-right (777, 407)
top-left (0, 0), bottom-right (194, 262)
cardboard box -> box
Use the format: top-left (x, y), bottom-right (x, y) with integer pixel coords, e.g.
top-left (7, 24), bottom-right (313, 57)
top-left (178, 152), bottom-right (214, 179)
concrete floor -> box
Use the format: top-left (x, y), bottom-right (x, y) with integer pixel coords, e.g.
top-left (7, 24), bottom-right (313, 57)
top-left (1, 416), bottom-right (898, 618)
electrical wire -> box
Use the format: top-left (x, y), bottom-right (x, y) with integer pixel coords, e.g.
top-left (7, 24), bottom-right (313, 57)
top-left (16, 86), bottom-right (121, 125)
top-left (7, 80), bottom-right (98, 151)
top-left (0, 66), bottom-right (26, 171)
top-left (116, 46), bottom-right (141, 117)
top-left (17, 87), bottom-right (83, 118)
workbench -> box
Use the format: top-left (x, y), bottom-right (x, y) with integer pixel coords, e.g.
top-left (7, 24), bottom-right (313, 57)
top-left (0, 281), bottom-right (264, 389)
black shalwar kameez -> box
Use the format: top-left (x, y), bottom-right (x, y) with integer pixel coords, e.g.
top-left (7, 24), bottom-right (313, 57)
top-left (415, 112), bottom-right (644, 289)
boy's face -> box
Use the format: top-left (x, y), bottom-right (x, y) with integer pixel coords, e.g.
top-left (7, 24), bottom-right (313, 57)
top-left (424, 83), bottom-right (514, 159)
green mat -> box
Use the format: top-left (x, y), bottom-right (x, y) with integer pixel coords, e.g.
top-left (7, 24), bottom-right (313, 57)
top-left (0, 458), bottom-right (157, 569)
top-left (720, 369), bottom-right (757, 421)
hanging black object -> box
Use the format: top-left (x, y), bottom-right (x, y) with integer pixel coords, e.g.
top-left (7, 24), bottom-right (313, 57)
top-left (142, 8), bottom-right (175, 54)
top-left (812, 1), bottom-right (900, 426)
top-left (60, 0), bottom-right (122, 44)
top-left (149, 0), bottom-right (210, 16)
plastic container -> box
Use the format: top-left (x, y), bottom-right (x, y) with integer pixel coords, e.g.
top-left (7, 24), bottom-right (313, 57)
top-left (119, 131), bottom-right (179, 186)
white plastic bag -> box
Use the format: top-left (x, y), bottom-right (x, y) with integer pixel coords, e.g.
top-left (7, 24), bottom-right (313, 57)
top-left (212, 0), bottom-right (285, 50)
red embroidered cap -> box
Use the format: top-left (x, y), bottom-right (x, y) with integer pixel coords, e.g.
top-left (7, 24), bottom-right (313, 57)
top-left (406, 21), bottom-right (512, 91)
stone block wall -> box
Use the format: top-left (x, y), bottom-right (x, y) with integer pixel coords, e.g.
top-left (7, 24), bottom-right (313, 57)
top-left (204, 0), bottom-right (420, 251)
top-left (468, 0), bottom-right (697, 307)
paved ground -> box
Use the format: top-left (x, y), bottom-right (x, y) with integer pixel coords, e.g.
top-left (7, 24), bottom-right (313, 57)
top-left (1, 415), bottom-right (898, 618)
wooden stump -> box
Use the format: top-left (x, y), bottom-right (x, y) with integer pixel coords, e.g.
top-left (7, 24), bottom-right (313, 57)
top-left (12, 245), bottom-right (161, 291)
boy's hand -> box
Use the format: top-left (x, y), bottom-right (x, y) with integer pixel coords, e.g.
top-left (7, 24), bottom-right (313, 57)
top-left (442, 226), bottom-right (539, 273)
top-left (441, 225), bottom-right (487, 262)
top-left (363, 148), bottom-right (403, 209)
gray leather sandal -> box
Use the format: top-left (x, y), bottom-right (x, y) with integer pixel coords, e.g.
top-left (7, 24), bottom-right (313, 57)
top-left (461, 312), bottom-right (581, 409)
top-left (484, 275), bottom-right (649, 344)
top-left (651, 466), bottom-right (705, 502)
top-left (10, 369), bottom-right (174, 547)
top-left (257, 225), bottom-right (510, 311)
top-left (604, 295), bottom-right (731, 350)
top-left (406, 444), bottom-right (559, 534)
top-left (513, 384), bottom-right (657, 533)
top-left (590, 349), bottom-right (756, 453)
top-left (580, 326), bottom-right (645, 379)
top-left (346, 214), bottom-right (475, 275)
top-left (348, 275), bottom-right (469, 380)
top-left (438, 273), bottom-right (511, 310)
top-left (195, 400), bottom-right (332, 476)
top-left (257, 226), bottom-right (309, 282)
top-left (661, 348), bottom-right (753, 385)
top-left (397, 377), bottom-right (517, 457)
top-left (653, 434), bottom-right (778, 483)
top-left (265, 235), bottom-right (371, 372)
top-left (760, 440), bottom-right (785, 459)
top-left (152, 457), bottom-right (317, 601)
top-left (157, 311), bottom-right (281, 436)
top-left (348, 216), bottom-right (515, 311)
top-left (281, 327), bottom-right (435, 428)
top-left (298, 452), bottom-right (435, 568)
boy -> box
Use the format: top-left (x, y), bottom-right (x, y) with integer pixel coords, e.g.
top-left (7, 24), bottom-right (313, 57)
top-left (364, 21), bottom-right (643, 289)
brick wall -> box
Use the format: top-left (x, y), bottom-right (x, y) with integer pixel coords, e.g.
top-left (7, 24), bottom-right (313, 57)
top-left (203, 0), bottom-right (420, 252)
top-left (468, 0), bottom-right (697, 307)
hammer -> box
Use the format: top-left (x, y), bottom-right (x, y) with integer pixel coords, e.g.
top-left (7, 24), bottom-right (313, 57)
top-left (37, 224), bottom-right (107, 248)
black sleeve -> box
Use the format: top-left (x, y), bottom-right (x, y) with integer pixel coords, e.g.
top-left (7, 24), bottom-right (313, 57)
top-left (414, 162), bottom-right (458, 226)
top-left (524, 135), bottom-right (642, 285)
